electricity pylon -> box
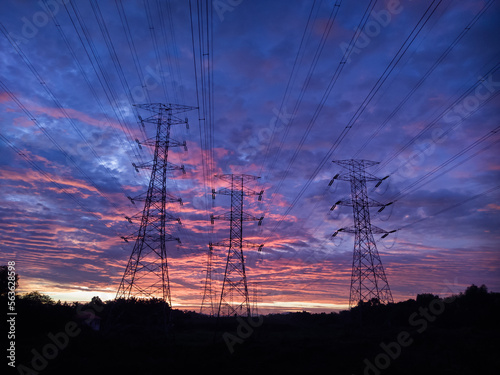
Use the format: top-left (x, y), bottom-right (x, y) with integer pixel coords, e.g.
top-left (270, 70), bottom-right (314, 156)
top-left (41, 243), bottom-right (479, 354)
top-left (116, 103), bottom-right (196, 306)
top-left (200, 243), bottom-right (215, 316)
top-left (329, 159), bottom-right (395, 308)
top-left (209, 174), bottom-right (264, 317)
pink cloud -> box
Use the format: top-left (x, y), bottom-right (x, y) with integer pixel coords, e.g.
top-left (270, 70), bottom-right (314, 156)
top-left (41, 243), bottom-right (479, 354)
top-left (12, 116), bottom-right (34, 128)
top-left (0, 91), bottom-right (11, 103)
top-left (0, 167), bottom-right (99, 194)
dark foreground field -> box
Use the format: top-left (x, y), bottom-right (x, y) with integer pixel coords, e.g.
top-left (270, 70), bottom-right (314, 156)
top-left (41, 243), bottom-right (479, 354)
top-left (4, 285), bottom-right (500, 375)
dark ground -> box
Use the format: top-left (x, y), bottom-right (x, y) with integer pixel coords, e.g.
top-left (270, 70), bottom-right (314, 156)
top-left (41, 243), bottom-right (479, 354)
top-left (3, 285), bottom-right (500, 375)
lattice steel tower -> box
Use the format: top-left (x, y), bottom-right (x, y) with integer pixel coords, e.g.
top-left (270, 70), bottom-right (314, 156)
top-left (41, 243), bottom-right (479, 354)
top-left (330, 159), bottom-right (395, 308)
top-left (116, 103), bottom-right (196, 305)
top-left (209, 174), bottom-right (264, 317)
top-left (200, 243), bottom-right (215, 316)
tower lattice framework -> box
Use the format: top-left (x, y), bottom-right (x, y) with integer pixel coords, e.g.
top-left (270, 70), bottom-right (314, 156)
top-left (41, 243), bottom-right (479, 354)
top-left (330, 159), bottom-right (395, 308)
top-left (200, 243), bottom-right (215, 316)
top-left (116, 103), bottom-right (196, 305)
top-left (208, 174), bottom-right (264, 317)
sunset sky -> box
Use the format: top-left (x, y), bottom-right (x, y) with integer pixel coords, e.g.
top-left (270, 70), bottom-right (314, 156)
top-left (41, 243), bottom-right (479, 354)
top-left (0, 0), bottom-right (499, 313)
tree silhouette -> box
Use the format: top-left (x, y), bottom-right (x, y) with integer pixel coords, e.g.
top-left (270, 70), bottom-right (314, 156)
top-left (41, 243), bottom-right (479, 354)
top-left (21, 291), bottom-right (54, 304)
top-left (464, 283), bottom-right (488, 296)
top-left (0, 265), bottom-right (19, 297)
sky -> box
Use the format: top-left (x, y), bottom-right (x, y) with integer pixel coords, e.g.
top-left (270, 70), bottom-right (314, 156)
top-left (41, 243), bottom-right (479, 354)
top-left (0, 0), bottom-right (499, 314)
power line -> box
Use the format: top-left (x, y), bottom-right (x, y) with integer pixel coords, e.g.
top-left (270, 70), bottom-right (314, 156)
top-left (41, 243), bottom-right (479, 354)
top-left (0, 132), bottom-right (101, 221)
top-left (262, 0), bottom-right (443, 244)
top-left (0, 21), bottom-right (121, 167)
top-left (62, 1), bottom-right (148, 167)
top-left (257, 0), bottom-right (319, 178)
top-left (352, 0), bottom-right (496, 159)
top-left (42, 0), bottom-right (147, 167)
top-left (143, 0), bottom-right (171, 103)
top-left (259, 0), bottom-right (344, 233)
top-left (376, 62), bottom-right (500, 173)
top-left (0, 78), bottom-right (127, 212)
top-left (397, 184), bottom-right (500, 231)
top-left (189, 0), bottom-right (215, 249)
top-left (391, 125), bottom-right (500, 203)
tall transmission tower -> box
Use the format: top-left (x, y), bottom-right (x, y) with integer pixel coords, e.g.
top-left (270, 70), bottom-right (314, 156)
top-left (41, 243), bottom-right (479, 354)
top-left (329, 159), bottom-right (395, 308)
top-left (208, 174), bottom-right (264, 317)
top-left (116, 103), bottom-right (196, 306)
top-left (200, 243), bottom-right (215, 316)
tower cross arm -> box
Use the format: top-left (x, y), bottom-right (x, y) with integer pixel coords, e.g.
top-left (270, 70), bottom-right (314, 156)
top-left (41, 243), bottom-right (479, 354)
top-left (371, 225), bottom-right (397, 238)
top-left (365, 171), bottom-right (390, 185)
top-left (329, 171), bottom-right (389, 184)
top-left (127, 212), bottom-right (181, 224)
top-left (370, 225), bottom-right (390, 234)
top-left (211, 211), bottom-right (263, 222)
top-left (213, 186), bottom-right (264, 198)
top-left (132, 161), bottom-right (185, 173)
top-left (328, 172), bottom-right (351, 185)
top-left (332, 198), bottom-right (353, 208)
top-left (210, 239), bottom-right (264, 250)
top-left (333, 159), bottom-right (379, 168)
top-left (133, 102), bottom-right (198, 115)
top-left (215, 173), bottom-right (260, 184)
top-left (333, 197), bottom-right (387, 208)
top-left (367, 198), bottom-right (386, 207)
top-left (141, 138), bottom-right (186, 148)
top-left (332, 225), bottom-right (396, 238)
top-left (213, 187), bottom-right (232, 196)
top-left (129, 191), bottom-right (182, 205)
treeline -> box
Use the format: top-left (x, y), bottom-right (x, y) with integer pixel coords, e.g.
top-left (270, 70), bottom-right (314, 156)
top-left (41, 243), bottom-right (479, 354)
top-left (4, 283), bottom-right (499, 330)
top-left (2, 284), bottom-right (499, 374)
